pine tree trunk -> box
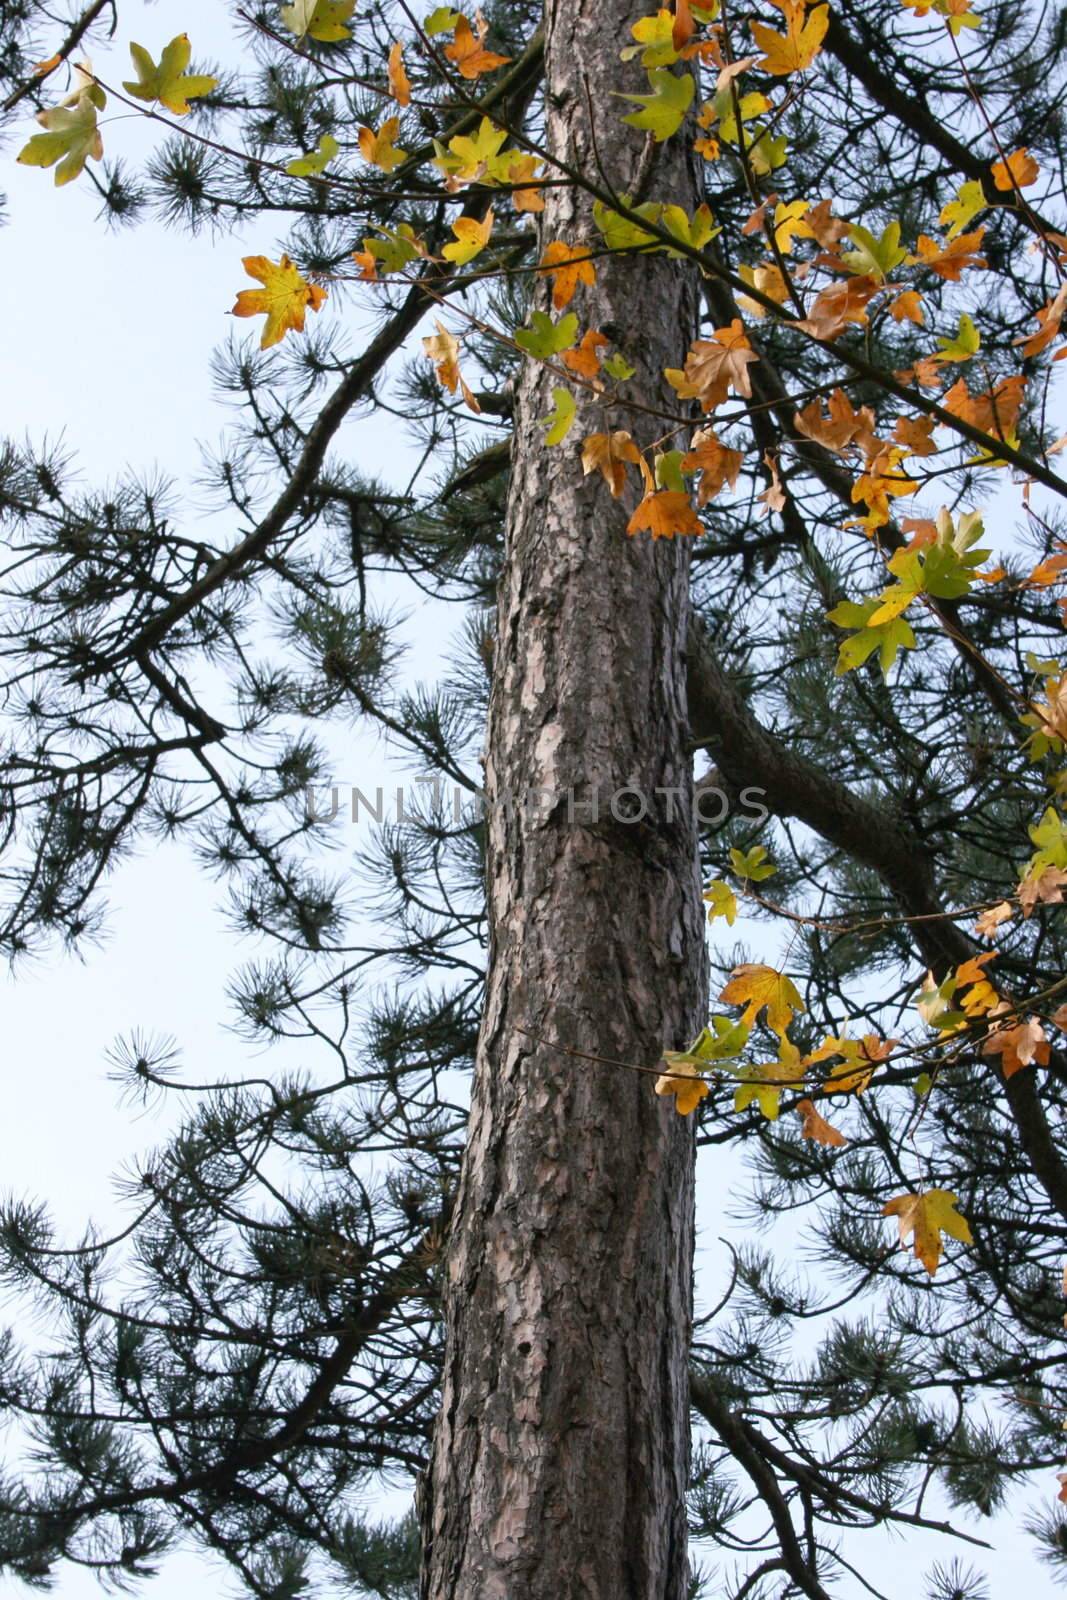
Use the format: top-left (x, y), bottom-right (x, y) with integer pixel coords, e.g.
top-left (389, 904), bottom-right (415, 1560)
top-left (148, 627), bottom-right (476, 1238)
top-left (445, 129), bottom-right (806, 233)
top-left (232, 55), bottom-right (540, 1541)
top-left (421, 6), bottom-right (706, 1596)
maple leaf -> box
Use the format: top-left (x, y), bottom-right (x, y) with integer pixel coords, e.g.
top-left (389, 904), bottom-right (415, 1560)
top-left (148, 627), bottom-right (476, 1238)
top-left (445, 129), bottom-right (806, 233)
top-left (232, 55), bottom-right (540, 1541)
top-left (735, 1032), bottom-right (807, 1120)
top-left (538, 242), bottom-right (596, 311)
top-left (435, 117), bottom-right (508, 181)
top-left (17, 93), bottom-right (103, 185)
top-left (122, 34), bottom-right (217, 114)
top-left (890, 289), bottom-right (924, 325)
top-left (540, 387), bottom-right (577, 446)
top-left (942, 373), bottom-right (1025, 442)
top-left (803, 197), bottom-right (849, 249)
top-left (582, 430), bottom-right (644, 497)
top-left (682, 428), bottom-right (744, 505)
top-left (422, 320), bottom-right (482, 412)
top-left (387, 41), bottom-right (412, 105)
top-left (939, 179), bottom-right (986, 240)
top-left (352, 223), bottom-right (425, 279)
top-left (655, 1057), bottom-right (710, 1115)
top-left (982, 1015), bottom-right (1050, 1077)
top-left (883, 1189), bottom-right (973, 1276)
top-left (893, 414), bottom-right (937, 456)
top-left (627, 491), bottom-right (702, 538)
top-left (1014, 285), bottom-right (1067, 359)
top-left (280, 0), bottom-right (355, 41)
top-left (935, 312), bottom-right (980, 363)
top-left (794, 389), bottom-right (878, 457)
top-left (759, 450), bottom-right (787, 516)
top-left (515, 311), bottom-right (578, 360)
top-left (442, 209), bottom-right (494, 266)
top-left (703, 879), bottom-right (739, 925)
top-left (665, 322), bottom-right (758, 411)
top-left (358, 118), bottom-right (408, 172)
top-left (792, 275), bottom-right (881, 340)
top-left (842, 221), bottom-right (907, 282)
top-left (910, 228), bottom-right (988, 281)
top-left (796, 1097), bottom-right (847, 1146)
top-left (619, 67), bottom-right (695, 141)
top-left (975, 900), bottom-right (1013, 939)
top-left (720, 963), bottom-right (804, 1032)
top-left (287, 133), bottom-right (340, 177)
top-left (232, 254), bottom-right (327, 349)
top-left (807, 1033), bottom-right (892, 1095)
top-left (828, 596), bottom-right (917, 677)
top-left (992, 146), bottom-right (1039, 191)
top-left (737, 261), bottom-right (790, 318)
top-left (504, 154), bottom-right (544, 212)
top-left (751, 0), bottom-right (829, 75)
top-left (1018, 865), bottom-right (1067, 916)
top-left (445, 14), bottom-right (512, 78)
top-left (561, 330), bottom-right (609, 379)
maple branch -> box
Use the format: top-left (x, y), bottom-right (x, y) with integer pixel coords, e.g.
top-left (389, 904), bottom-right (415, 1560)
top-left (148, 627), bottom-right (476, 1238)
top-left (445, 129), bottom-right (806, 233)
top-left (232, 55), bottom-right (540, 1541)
top-left (685, 613), bottom-right (1067, 1223)
top-left (0, 0), bottom-right (114, 115)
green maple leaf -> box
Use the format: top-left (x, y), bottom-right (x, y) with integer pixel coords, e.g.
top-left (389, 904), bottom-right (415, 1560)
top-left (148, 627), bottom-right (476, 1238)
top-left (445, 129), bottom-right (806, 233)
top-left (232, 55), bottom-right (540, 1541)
top-left (842, 221), bottom-right (907, 282)
top-left (541, 388), bottom-right (577, 446)
top-left (122, 34), bottom-right (217, 115)
top-left (514, 311), bottom-right (578, 359)
top-left (828, 597), bottom-right (917, 678)
top-left (935, 312), bottom-right (980, 363)
top-left (619, 68), bottom-right (695, 142)
top-left (287, 134), bottom-right (340, 176)
top-left (424, 6), bottom-right (460, 34)
top-left (17, 95), bottom-right (103, 185)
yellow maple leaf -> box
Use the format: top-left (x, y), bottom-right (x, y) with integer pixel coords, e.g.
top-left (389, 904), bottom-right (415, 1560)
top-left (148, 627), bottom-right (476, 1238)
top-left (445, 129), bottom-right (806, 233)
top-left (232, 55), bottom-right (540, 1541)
top-left (735, 1031), bottom-right (806, 1120)
top-left (883, 1189), bottom-right (972, 1276)
top-left (442, 209), bottom-right (494, 265)
top-left (655, 1057), bottom-right (711, 1115)
top-left (17, 93), bottom-right (103, 186)
top-left (281, 0), bottom-right (355, 42)
top-left (422, 319), bottom-right (482, 412)
top-left (358, 117), bottom-right (408, 172)
top-left (720, 963), bottom-right (804, 1032)
top-left (751, 0), bottom-right (829, 75)
top-left (232, 254), bottom-right (327, 349)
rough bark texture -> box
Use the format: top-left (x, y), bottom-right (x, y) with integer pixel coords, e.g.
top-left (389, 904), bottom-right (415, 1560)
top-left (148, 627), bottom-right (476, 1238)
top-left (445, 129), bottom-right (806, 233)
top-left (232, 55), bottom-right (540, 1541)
top-left (421, 8), bottom-right (706, 1598)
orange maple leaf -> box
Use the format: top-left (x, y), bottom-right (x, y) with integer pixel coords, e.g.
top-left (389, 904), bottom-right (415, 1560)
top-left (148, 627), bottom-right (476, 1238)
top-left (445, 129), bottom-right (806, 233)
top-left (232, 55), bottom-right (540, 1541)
top-left (796, 1097), bottom-right (847, 1146)
top-left (504, 153), bottom-right (544, 213)
top-left (794, 388), bottom-right (878, 456)
top-left (1014, 284), bottom-right (1067, 359)
top-left (627, 490), bottom-right (702, 539)
top-left (665, 321), bottom-right (758, 412)
top-left (445, 13), bottom-right (512, 78)
top-left (992, 146), bottom-right (1040, 191)
top-left (893, 414), bottom-right (938, 456)
top-left (422, 319), bottom-right (481, 412)
top-left (910, 228), bottom-right (988, 281)
top-left (232, 254), bottom-right (327, 349)
top-left (387, 40), bottom-right (411, 105)
top-left (792, 275), bottom-right (881, 340)
top-left (539, 241), bottom-right (596, 310)
top-left (581, 431), bottom-right (644, 498)
top-left (942, 373), bottom-right (1025, 440)
top-left (974, 900), bottom-right (1013, 939)
top-left (982, 1013), bottom-right (1050, 1077)
top-left (682, 427), bottom-right (745, 505)
top-left (561, 329), bottom-right (610, 379)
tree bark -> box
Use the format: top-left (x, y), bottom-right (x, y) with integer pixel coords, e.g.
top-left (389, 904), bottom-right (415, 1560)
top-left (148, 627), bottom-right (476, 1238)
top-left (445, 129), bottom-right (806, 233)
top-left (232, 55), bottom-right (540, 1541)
top-left (421, 7), bottom-right (706, 1597)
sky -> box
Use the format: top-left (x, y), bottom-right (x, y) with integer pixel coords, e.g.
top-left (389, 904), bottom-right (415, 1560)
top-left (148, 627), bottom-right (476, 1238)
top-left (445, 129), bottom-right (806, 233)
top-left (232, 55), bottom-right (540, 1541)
top-left (0, 3), bottom-right (1060, 1597)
